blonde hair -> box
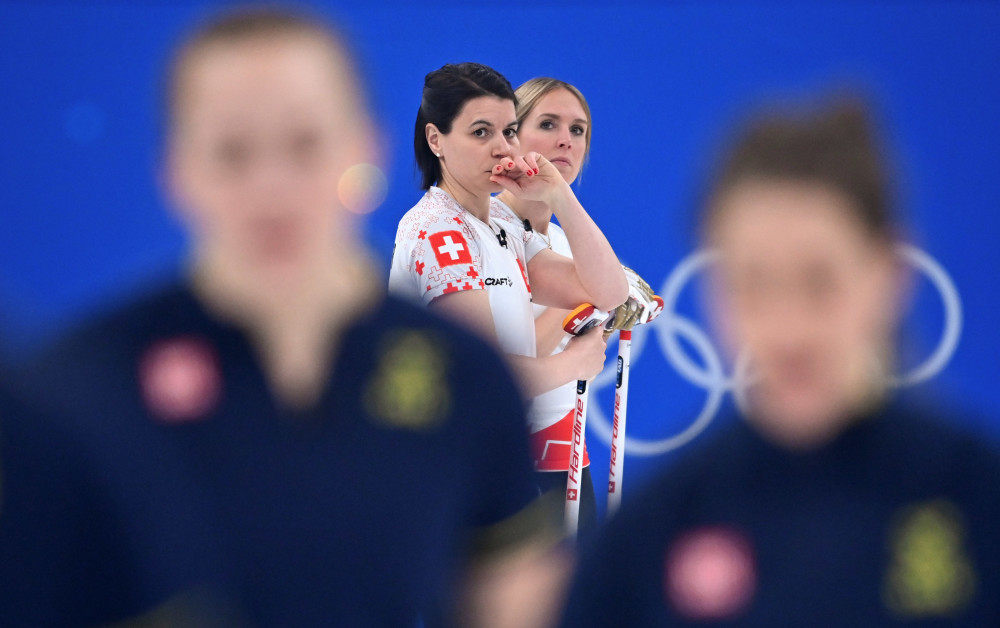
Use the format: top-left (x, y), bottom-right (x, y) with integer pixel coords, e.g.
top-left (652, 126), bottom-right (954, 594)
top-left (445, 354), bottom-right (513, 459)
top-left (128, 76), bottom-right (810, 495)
top-left (514, 78), bottom-right (593, 164)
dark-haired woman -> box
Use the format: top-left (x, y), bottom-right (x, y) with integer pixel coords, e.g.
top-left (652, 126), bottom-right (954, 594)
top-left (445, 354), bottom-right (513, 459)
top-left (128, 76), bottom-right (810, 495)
top-left (390, 63), bottom-right (628, 400)
top-left (559, 98), bottom-right (1000, 626)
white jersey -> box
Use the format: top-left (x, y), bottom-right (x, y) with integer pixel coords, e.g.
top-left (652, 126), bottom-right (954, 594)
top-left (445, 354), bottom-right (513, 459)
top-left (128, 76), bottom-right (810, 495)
top-left (389, 186), bottom-right (546, 359)
top-left (525, 222), bottom-right (591, 471)
top-left (528, 222), bottom-right (577, 430)
top-left (391, 192), bottom-right (589, 471)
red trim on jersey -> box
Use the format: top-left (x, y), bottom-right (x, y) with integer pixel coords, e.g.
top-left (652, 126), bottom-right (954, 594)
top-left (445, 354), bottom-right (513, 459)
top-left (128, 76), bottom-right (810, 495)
top-left (516, 258), bottom-right (532, 294)
top-left (530, 408), bottom-right (590, 471)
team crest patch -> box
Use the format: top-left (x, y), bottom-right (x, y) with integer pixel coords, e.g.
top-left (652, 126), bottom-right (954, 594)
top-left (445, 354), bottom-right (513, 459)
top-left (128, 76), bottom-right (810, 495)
top-left (883, 499), bottom-right (976, 618)
top-left (140, 337), bottom-right (221, 423)
top-left (428, 230), bottom-right (472, 268)
top-left (664, 526), bottom-right (756, 620)
top-left (363, 331), bottom-right (451, 430)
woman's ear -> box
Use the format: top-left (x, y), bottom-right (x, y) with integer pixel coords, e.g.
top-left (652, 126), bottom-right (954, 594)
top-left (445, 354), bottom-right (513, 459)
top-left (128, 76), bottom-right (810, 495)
top-left (425, 123), bottom-right (442, 157)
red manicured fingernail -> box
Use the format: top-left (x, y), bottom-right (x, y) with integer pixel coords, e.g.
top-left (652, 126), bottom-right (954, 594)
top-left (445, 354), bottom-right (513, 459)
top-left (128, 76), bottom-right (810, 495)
top-left (533, 168), bottom-right (539, 175)
top-left (526, 170), bottom-right (533, 177)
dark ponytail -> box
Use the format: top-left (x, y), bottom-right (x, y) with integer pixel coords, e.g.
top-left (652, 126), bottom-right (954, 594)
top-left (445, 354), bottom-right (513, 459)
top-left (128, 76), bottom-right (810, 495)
top-left (414, 62), bottom-right (516, 190)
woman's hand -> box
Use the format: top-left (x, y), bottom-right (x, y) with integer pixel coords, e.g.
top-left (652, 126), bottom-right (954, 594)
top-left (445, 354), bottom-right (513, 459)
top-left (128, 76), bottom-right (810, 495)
top-left (489, 152), bottom-right (568, 204)
top-left (561, 327), bottom-right (608, 382)
top-left (605, 266), bottom-right (665, 332)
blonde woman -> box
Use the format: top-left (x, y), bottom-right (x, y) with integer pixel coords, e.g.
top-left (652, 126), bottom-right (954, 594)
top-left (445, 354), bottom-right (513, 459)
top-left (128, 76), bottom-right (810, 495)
top-left (496, 78), bottom-right (658, 536)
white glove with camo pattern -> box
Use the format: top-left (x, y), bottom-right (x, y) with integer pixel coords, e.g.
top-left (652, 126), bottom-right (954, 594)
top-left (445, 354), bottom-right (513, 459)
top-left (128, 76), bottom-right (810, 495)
top-left (607, 266), bottom-right (664, 332)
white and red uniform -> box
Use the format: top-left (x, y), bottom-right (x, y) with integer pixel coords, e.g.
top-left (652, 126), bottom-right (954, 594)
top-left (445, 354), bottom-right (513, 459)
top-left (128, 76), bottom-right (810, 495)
top-left (528, 222), bottom-right (591, 472)
top-left (390, 188), bottom-right (587, 472)
top-left (389, 187), bottom-right (544, 359)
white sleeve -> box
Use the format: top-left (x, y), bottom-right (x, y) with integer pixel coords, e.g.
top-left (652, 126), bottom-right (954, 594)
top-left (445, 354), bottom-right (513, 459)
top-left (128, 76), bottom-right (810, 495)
top-left (389, 206), bottom-right (487, 305)
top-left (523, 229), bottom-right (548, 262)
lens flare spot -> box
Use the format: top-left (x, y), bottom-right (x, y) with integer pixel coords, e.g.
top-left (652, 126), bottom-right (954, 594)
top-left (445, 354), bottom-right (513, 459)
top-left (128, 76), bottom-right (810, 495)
top-left (338, 163), bottom-right (387, 214)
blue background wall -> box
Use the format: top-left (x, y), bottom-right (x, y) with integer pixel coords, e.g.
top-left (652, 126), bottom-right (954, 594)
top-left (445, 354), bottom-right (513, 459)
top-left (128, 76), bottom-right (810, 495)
top-left (2, 1), bottom-right (998, 511)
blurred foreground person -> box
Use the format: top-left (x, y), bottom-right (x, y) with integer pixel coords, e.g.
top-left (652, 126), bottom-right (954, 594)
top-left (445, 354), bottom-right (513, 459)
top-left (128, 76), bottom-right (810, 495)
top-left (26, 7), bottom-right (560, 627)
top-left (560, 98), bottom-right (1000, 626)
top-left (0, 370), bottom-right (225, 627)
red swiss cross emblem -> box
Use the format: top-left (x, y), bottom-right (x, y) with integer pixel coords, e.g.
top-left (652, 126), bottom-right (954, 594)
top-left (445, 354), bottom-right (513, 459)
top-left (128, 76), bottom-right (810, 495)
top-left (428, 230), bottom-right (472, 268)
top-left (567, 488), bottom-right (579, 501)
top-left (665, 526), bottom-right (756, 620)
top-left (139, 337), bottom-right (221, 423)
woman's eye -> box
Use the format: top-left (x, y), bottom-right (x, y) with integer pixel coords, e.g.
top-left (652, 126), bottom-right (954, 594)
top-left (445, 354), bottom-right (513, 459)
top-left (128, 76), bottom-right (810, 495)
top-left (290, 131), bottom-right (321, 161)
top-left (503, 128), bottom-right (518, 138)
top-left (539, 120), bottom-right (554, 130)
top-left (216, 140), bottom-right (250, 170)
top-left (473, 128), bottom-right (488, 138)
top-left (571, 125), bottom-right (585, 136)
top-left (803, 268), bottom-right (837, 301)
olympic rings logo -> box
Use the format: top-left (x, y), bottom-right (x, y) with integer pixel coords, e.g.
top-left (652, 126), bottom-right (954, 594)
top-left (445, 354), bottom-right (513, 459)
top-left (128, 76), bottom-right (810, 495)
top-left (587, 244), bottom-right (963, 457)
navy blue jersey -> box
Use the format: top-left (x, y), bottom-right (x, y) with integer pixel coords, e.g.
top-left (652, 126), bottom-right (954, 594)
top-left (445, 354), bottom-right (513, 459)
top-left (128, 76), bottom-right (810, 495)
top-left (28, 284), bottom-right (542, 626)
top-left (0, 381), bottom-right (225, 627)
top-left (560, 404), bottom-right (1000, 626)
